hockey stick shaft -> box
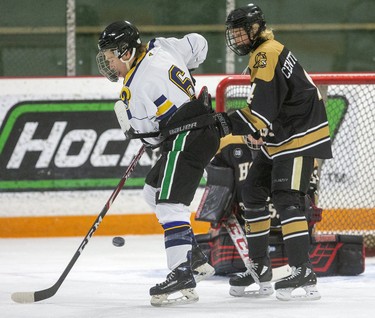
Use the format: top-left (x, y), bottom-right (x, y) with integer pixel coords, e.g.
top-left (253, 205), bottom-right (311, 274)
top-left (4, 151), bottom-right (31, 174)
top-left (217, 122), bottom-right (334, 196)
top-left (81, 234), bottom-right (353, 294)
top-left (11, 145), bottom-right (146, 304)
top-left (224, 214), bottom-right (291, 282)
top-left (224, 215), bottom-right (251, 268)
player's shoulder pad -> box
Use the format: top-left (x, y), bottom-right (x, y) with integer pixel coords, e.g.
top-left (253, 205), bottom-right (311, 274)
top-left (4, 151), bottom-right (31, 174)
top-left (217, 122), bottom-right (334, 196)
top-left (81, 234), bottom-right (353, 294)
top-left (250, 39), bottom-right (284, 82)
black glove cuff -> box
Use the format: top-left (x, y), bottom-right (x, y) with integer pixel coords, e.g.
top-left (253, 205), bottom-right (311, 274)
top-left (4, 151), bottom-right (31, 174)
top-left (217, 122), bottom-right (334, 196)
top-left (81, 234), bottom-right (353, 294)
top-left (215, 112), bottom-right (232, 137)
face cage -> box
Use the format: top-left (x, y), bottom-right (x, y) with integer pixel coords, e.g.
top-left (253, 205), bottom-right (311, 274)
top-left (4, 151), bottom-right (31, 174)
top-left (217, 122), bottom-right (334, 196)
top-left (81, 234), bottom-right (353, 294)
top-left (225, 27), bottom-right (252, 56)
top-left (96, 51), bottom-right (119, 82)
top-left (243, 135), bottom-right (261, 151)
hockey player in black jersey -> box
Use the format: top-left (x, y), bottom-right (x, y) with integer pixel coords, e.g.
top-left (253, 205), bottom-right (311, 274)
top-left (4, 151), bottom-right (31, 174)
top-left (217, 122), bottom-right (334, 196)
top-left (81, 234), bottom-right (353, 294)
top-left (196, 133), bottom-right (322, 291)
top-left (215, 4), bottom-right (333, 301)
top-left (202, 134), bottom-right (320, 232)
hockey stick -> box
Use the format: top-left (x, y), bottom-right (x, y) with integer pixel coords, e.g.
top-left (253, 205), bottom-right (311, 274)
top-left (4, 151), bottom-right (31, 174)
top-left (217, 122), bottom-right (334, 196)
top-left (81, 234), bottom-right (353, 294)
top-left (11, 145), bottom-right (146, 304)
top-left (224, 214), bottom-right (291, 281)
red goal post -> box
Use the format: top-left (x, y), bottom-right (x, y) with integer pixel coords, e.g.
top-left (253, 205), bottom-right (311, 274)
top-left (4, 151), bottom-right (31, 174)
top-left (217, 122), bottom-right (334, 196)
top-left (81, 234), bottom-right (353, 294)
top-left (215, 73), bottom-right (375, 253)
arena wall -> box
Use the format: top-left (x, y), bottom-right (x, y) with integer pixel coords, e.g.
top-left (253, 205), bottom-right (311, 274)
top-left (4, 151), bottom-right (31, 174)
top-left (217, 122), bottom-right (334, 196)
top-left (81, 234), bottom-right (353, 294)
top-left (0, 75), bottom-right (225, 237)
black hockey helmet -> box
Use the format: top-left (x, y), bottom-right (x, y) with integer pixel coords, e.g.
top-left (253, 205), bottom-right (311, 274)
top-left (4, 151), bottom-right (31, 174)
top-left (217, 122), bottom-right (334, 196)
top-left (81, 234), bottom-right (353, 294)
top-left (97, 20), bottom-right (142, 82)
top-left (225, 3), bottom-right (266, 55)
top-left (98, 20), bottom-right (142, 58)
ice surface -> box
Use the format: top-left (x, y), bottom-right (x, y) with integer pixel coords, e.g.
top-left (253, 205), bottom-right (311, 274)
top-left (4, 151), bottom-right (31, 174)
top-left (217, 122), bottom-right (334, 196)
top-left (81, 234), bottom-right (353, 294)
top-left (1, 235), bottom-right (374, 318)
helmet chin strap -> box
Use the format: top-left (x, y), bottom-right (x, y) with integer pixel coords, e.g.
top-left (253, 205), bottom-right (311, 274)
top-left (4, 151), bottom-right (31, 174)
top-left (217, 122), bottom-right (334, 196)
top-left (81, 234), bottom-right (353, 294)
top-left (120, 47), bottom-right (136, 70)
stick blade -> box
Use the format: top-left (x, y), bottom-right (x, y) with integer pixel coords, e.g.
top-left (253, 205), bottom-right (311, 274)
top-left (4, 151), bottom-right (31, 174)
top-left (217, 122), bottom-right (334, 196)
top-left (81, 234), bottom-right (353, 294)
top-left (11, 292), bottom-right (36, 303)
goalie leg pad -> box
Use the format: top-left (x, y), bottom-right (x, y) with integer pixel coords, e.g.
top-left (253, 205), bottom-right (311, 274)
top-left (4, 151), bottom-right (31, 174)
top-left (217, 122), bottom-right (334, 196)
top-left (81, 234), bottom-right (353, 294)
top-left (310, 234), bottom-right (365, 276)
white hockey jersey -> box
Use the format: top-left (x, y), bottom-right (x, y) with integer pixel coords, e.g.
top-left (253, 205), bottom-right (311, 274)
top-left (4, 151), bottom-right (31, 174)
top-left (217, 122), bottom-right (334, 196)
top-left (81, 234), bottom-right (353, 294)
top-left (119, 33), bottom-right (208, 146)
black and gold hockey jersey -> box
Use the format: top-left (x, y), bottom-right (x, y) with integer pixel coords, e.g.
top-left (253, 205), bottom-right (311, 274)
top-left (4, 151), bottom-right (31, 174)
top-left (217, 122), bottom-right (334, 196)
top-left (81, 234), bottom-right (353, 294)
top-left (228, 39), bottom-right (333, 160)
top-left (210, 134), bottom-right (319, 205)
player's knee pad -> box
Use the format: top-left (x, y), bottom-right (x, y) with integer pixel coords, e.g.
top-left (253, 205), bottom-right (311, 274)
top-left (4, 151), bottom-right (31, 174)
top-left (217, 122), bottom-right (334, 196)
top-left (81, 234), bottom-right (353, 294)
top-left (155, 202), bottom-right (191, 224)
top-left (272, 190), bottom-right (308, 221)
top-left (241, 184), bottom-right (269, 210)
top-left (143, 183), bottom-right (157, 211)
top-left (272, 190), bottom-right (301, 213)
top-left (278, 205), bottom-right (308, 222)
top-left (243, 206), bottom-right (268, 219)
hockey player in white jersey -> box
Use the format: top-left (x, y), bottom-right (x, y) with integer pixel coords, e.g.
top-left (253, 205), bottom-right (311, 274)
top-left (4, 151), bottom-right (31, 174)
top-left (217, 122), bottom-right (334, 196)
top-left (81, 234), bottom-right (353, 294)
top-left (97, 20), bottom-right (220, 306)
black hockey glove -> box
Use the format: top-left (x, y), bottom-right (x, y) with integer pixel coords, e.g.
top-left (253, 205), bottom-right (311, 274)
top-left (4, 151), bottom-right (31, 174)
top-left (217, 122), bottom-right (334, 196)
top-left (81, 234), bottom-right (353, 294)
top-left (124, 127), bottom-right (136, 140)
top-left (214, 112), bottom-right (232, 138)
top-left (197, 86), bottom-right (212, 111)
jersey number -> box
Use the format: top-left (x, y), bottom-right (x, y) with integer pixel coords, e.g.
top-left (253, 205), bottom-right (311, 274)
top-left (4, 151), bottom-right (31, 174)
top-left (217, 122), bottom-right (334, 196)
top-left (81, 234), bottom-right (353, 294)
top-left (169, 65), bottom-right (195, 99)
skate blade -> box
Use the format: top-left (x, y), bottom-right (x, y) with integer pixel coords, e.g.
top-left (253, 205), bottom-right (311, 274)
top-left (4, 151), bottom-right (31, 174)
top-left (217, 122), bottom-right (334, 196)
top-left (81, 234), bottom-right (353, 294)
top-left (276, 285), bottom-right (321, 301)
top-left (150, 288), bottom-right (199, 307)
top-left (193, 263), bottom-right (215, 283)
top-left (229, 282), bottom-right (274, 298)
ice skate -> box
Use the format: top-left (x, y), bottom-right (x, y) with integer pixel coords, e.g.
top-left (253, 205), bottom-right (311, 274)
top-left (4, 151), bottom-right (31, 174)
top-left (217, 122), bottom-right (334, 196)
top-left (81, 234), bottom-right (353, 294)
top-left (191, 245), bottom-right (215, 283)
top-left (150, 259), bottom-right (198, 307)
top-left (275, 263), bottom-right (321, 301)
top-left (229, 256), bottom-right (273, 297)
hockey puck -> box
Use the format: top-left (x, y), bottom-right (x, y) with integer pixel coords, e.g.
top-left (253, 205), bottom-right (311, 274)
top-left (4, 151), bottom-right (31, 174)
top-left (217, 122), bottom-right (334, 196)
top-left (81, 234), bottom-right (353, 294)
top-left (112, 236), bottom-right (125, 247)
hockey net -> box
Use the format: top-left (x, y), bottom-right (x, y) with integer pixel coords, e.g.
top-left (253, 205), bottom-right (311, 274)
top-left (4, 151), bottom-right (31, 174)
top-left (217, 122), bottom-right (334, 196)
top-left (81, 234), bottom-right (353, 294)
top-left (215, 73), bottom-right (375, 254)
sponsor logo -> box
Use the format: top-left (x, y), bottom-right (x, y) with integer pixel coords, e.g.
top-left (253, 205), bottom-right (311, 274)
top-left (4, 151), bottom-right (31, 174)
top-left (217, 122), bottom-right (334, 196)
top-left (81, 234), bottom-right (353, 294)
top-left (168, 122), bottom-right (197, 135)
top-left (0, 101), bottom-right (159, 191)
top-left (273, 178), bottom-right (289, 183)
top-left (260, 266), bottom-right (269, 276)
top-left (78, 215), bottom-right (103, 254)
top-left (233, 147), bottom-right (243, 158)
top-left (253, 52), bottom-right (267, 68)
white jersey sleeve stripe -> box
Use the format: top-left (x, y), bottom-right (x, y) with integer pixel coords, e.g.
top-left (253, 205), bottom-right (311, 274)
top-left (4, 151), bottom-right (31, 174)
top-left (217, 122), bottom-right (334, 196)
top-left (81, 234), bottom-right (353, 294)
top-left (157, 104), bottom-right (177, 121)
top-left (154, 94), bottom-right (167, 106)
top-left (156, 100), bottom-right (174, 117)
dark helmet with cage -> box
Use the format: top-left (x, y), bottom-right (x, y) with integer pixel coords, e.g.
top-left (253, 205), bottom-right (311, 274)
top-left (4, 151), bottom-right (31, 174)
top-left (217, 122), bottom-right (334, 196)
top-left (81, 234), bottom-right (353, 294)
top-left (243, 135), bottom-right (262, 151)
top-left (225, 3), bottom-right (266, 56)
top-left (96, 20), bottom-right (142, 82)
